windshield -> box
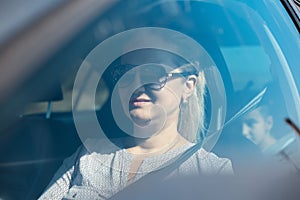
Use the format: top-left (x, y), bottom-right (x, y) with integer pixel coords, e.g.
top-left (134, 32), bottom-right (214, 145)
top-left (0, 0), bottom-right (300, 199)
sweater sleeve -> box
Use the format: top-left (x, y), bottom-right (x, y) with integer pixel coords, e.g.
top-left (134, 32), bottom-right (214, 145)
top-left (38, 146), bottom-right (84, 200)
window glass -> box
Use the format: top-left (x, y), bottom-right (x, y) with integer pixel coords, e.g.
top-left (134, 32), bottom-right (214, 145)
top-left (1, 1), bottom-right (300, 199)
top-left (23, 0), bottom-right (300, 166)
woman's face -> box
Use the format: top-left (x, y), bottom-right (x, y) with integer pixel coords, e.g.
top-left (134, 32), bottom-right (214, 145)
top-left (117, 64), bottom-right (186, 128)
top-left (111, 50), bottom-right (197, 138)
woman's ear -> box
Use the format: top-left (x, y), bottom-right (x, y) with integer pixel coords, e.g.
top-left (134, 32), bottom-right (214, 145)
top-left (183, 75), bottom-right (197, 99)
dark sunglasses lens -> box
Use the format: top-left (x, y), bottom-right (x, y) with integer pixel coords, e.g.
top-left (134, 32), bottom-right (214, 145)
top-left (114, 65), bottom-right (168, 89)
top-left (146, 76), bottom-right (168, 90)
top-left (142, 66), bottom-right (166, 82)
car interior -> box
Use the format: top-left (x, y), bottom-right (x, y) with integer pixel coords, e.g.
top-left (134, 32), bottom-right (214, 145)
top-left (0, 0), bottom-right (299, 199)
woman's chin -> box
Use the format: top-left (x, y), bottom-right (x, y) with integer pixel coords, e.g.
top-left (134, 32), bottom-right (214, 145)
top-left (130, 115), bottom-right (152, 127)
top-left (129, 110), bottom-right (151, 125)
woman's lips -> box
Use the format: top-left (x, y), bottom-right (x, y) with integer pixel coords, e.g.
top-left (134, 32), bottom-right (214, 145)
top-left (130, 98), bottom-right (151, 106)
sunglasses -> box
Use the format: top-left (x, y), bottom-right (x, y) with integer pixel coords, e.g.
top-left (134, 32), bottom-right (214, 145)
top-left (112, 64), bottom-right (198, 90)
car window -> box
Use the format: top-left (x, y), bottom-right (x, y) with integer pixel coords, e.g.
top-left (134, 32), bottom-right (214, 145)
top-left (0, 0), bottom-right (300, 199)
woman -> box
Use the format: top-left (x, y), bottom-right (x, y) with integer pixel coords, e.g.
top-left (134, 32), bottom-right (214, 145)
top-left (39, 49), bottom-right (233, 199)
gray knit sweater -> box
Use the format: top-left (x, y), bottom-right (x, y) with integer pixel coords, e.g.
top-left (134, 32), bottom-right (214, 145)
top-left (39, 140), bottom-right (233, 200)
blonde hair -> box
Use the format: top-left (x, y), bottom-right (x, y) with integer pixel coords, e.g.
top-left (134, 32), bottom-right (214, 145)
top-left (177, 63), bottom-right (206, 143)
